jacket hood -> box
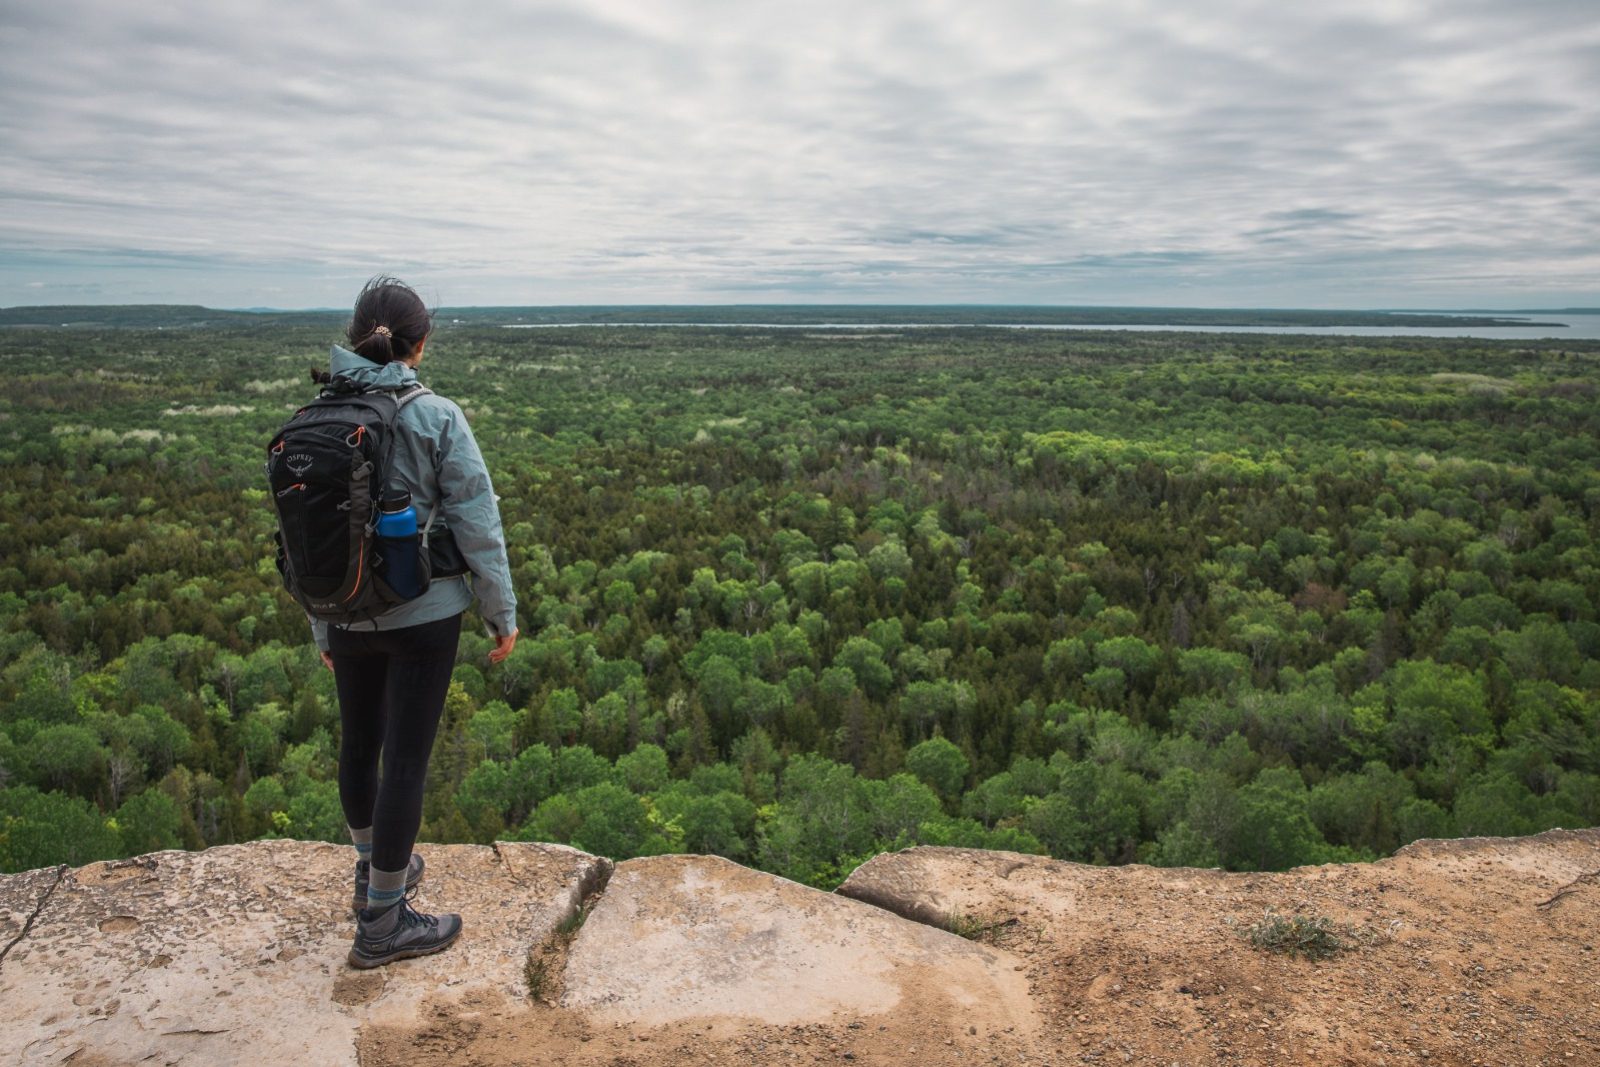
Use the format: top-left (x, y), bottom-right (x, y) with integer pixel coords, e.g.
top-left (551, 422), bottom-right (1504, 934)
top-left (330, 344), bottom-right (418, 390)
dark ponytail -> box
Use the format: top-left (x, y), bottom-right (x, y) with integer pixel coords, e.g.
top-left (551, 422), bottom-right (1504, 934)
top-left (347, 275), bottom-right (432, 364)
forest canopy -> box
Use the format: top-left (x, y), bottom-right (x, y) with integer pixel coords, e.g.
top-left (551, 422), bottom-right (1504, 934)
top-left (1, 320), bottom-right (1597, 884)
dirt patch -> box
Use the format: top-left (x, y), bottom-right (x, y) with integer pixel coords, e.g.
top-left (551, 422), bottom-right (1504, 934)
top-left (838, 833), bottom-right (1600, 1066)
top-left (359, 979), bottom-right (1038, 1067)
top-left (75, 856), bottom-right (160, 887)
top-left (331, 969), bottom-right (385, 1007)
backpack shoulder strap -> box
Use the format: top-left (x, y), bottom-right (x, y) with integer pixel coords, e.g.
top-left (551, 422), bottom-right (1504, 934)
top-left (395, 383), bottom-right (433, 413)
top-left (375, 383), bottom-right (434, 505)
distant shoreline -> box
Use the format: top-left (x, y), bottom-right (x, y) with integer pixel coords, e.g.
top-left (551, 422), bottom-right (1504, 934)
top-left (0, 303), bottom-right (1561, 330)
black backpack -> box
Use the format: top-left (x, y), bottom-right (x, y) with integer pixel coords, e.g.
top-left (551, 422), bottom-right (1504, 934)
top-left (266, 378), bottom-right (434, 624)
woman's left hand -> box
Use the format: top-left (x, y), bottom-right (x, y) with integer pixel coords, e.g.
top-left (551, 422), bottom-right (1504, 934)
top-left (488, 629), bottom-right (519, 664)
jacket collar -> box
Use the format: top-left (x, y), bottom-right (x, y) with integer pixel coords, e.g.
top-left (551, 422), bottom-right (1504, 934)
top-left (329, 344), bottom-right (418, 390)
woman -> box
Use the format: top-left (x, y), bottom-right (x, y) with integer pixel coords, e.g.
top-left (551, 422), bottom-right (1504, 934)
top-left (309, 276), bottom-right (518, 969)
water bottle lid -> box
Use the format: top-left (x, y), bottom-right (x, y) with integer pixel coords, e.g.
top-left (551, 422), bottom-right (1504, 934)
top-left (380, 491), bottom-right (412, 512)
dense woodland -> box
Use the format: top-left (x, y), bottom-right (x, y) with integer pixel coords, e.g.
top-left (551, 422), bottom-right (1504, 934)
top-left (2, 321), bottom-right (1598, 886)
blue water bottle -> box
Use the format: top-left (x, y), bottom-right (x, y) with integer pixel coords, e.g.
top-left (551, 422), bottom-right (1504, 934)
top-left (376, 492), bottom-right (423, 599)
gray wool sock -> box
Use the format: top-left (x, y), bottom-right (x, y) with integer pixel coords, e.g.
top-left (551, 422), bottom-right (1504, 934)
top-left (349, 826), bottom-right (373, 863)
top-left (360, 896), bottom-right (402, 935)
top-left (365, 864), bottom-right (408, 912)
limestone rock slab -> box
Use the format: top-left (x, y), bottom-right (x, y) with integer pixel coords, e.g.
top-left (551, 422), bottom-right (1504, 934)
top-left (560, 853), bottom-right (1037, 1029)
top-left (0, 840), bottom-right (607, 1066)
top-left (836, 846), bottom-right (1048, 929)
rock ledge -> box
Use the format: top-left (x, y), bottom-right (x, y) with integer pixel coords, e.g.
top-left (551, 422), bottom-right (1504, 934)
top-left (3, 828), bottom-right (1598, 1066)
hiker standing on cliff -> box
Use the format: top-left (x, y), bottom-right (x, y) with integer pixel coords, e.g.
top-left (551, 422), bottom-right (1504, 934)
top-left (297, 277), bottom-right (517, 968)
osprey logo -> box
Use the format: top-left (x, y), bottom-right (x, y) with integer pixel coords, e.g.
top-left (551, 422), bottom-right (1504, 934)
top-left (286, 453), bottom-right (315, 476)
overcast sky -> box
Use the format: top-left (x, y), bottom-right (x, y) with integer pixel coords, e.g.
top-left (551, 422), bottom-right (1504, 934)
top-left (2, 0), bottom-right (1597, 308)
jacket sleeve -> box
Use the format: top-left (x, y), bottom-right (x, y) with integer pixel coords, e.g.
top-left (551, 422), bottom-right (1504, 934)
top-left (432, 400), bottom-right (518, 637)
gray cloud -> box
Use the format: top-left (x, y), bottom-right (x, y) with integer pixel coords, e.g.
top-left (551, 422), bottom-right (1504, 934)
top-left (1, 0), bottom-right (1596, 306)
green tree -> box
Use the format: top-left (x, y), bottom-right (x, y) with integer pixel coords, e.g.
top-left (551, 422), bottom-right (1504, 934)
top-left (466, 700), bottom-right (519, 761)
top-left (1308, 762), bottom-right (1414, 857)
top-left (235, 702), bottom-right (289, 775)
top-left (1177, 647), bottom-right (1249, 692)
top-left (835, 638), bottom-right (893, 700)
top-left (758, 754), bottom-right (871, 886)
top-left (1023, 793), bottom-right (1090, 860)
top-left (454, 760), bottom-right (512, 841)
top-left (1231, 768), bottom-right (1328, 871)
top-left (552, 744), bottom-right (612, 793)
top-left (1384, 661), bottom-right (1493, 767)
top-left (961, 772), bottom-right (1023, 827)
top-left (23, 724), bottom-right (106, 794)
top-left (904, 736), bottom-right (969, 802)
top-left (0, 786), bottom-right (120, 872)
top-left (283, 780), bottom-right (346, 843)
top-left (1153, 771), bottom-right (1240, 869)
top-left (1498, 621), bottom-right (1580, 685)
top-left (654, 783), bottom-right (754, 858)
top-left (114, 788), bottom-right (183, 855)
top-left (530, 781), bottom-right (657, 860)
top-left (616, 743), bottom-right (670, 794)
top-left (1054, 759), bottom-right (1148, 863)
top-left (857, 773), bottom-right (942, 845)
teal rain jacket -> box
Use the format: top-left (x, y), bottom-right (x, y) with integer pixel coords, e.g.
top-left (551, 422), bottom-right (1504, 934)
top-left (307, 344), bottom-right (517, 650)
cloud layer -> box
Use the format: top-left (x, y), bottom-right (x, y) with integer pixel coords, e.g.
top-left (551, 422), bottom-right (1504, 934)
top-left (2, 0), bottom-right (1597, 306)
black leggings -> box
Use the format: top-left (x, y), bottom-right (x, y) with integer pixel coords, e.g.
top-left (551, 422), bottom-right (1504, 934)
top-left (330, 613), bottom-right (462, 872)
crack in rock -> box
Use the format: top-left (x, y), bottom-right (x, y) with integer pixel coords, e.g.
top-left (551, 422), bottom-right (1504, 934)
top-left (161, 1028), bottom-right (233, 1037)
top-left (524, 857), bottom-right (613, 1004)
top-left (1536, 868), bottom-right (1599, 910)
top-left (0, 865), bottom-right (66, 973)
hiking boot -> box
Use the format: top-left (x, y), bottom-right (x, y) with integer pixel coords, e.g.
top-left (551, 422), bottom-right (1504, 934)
top-left (352, 853), bottom-right (425, 913)
top-left (347, 897), bottom-right (463, 969)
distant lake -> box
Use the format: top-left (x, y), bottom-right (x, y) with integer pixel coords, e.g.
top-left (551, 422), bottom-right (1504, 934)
top-left (504, 313), bottom-right (1600, 341)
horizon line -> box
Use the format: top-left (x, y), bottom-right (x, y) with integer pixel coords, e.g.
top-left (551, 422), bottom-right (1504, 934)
top-left (3, 301), bottom-right (1597, 314)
